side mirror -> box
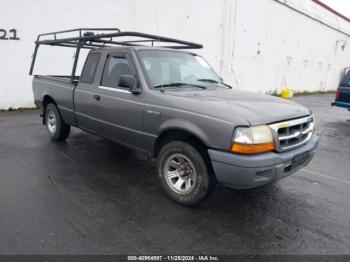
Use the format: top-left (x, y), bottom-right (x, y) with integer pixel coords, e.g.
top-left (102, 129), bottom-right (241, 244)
top-left (118, 75), bottom-right (141, 94)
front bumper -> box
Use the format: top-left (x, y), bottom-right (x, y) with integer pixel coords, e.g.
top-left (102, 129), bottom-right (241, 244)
top-left (208, 135), bottom-right (319, 189)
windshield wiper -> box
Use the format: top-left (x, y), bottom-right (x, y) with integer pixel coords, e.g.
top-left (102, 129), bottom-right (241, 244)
top-left (197, 78), bottom-right (232, 89)
top-left (153, 83), bottom-right (206, 89)
top-left (196, 79), bottom-right (220, 84)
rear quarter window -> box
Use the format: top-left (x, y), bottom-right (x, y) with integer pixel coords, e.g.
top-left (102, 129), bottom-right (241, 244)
top-left (80, 53), bottom-right (101, 83)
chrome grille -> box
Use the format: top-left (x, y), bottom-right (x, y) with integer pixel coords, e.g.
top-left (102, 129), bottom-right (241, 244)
top-left (269, 115), bottom-right (314, 152)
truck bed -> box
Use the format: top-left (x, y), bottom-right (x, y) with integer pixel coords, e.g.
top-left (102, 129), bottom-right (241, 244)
top-left (32, 75), bottom-right (77, 126)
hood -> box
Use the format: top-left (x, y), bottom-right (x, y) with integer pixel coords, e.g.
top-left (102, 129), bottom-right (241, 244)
top-left (154, 88), bottom-right (311, 126)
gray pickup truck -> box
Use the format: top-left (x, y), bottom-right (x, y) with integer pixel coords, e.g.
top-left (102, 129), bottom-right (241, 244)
top-left (30, 28), bottom-right (319, 206)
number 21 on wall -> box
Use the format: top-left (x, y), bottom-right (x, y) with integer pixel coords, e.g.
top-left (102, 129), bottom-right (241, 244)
top-left (0, 29), bottom-right (20, 40)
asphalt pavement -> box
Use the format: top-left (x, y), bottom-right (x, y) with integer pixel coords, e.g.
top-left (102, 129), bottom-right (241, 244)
top-left (0, 94), bottom-right (349, 255)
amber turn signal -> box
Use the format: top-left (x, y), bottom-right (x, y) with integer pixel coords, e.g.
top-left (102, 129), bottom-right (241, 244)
top-left (231, 142), bottom-right (275, 154)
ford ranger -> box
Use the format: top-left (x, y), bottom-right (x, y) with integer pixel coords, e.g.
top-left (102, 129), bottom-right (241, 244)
top-left (30, 28), bottom-right (319, 206)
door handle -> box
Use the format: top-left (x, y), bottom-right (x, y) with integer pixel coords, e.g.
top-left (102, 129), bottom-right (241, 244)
top-left (93, 94), bottom-right (101, 101)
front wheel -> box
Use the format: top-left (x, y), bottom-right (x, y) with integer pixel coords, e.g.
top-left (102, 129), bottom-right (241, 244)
top-left (45, 103), bottom-right (70, 141)
top-left (157, 141), bottom-right (216, 206)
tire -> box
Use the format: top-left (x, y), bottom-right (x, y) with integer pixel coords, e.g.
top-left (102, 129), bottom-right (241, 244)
top-left (157, 141), bottom-right (216, 206)
top-left (44, 103), bottom-right (70, 141)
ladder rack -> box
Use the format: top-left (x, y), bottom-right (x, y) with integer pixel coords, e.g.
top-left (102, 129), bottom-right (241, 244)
top-left (29, 28), bottom-right (203, 80)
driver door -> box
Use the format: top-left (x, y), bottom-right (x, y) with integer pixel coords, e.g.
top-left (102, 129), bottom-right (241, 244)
top-left (89, 51), bottom-right (145, 150)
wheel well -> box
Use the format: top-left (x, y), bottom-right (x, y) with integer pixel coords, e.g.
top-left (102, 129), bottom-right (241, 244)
top-left (42, 95), bottom-right (56, 124)
top-left (43, 95), bottom-right (56, 109)
top-left (153, 129), bottom-right (208, 158)
top-left (154, 129), bottom-right (216, 181)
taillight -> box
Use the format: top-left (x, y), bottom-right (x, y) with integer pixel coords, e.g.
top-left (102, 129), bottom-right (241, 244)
top-left (335, 90), bottom-right (341, 100)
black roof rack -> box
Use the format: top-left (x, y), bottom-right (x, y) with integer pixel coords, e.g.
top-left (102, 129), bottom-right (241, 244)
top-left (35, 28), bottom-right (203, 49)
top-left (29, 28), bottom-right (203, 81)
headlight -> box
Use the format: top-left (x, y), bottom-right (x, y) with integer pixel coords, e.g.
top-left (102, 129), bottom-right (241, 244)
top-left (231, 125), bottom-right (275, 154)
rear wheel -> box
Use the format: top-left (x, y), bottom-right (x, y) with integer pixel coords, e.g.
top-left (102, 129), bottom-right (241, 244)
top-left (157, 141), bottom-right (216, 206)
top-left (45, 103), bottom-right (70, 141)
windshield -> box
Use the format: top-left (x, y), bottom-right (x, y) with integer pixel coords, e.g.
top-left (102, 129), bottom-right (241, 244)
top-left (138, 50), bottom-right (222, 88)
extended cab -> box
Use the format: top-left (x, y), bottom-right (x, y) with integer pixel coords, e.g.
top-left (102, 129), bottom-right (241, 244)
top-left (30, 28), bottom-right (319, 206)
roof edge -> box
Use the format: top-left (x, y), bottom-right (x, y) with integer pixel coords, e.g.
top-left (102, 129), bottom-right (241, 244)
top-left (313, 0), bottom-right (350, 23)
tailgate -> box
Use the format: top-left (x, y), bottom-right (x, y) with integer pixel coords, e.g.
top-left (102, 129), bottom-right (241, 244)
top-left (337, 86), bottom-right (350, 103)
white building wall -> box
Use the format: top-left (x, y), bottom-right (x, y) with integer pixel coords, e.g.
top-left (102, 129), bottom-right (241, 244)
top-left (221, 0), bottom-right (350, 94)
top-left (0, 0), bottom-right (349, 109)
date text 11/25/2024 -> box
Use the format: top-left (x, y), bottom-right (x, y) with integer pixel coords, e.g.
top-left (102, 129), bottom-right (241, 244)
top-left (127, 256), bottom-right (219, 261)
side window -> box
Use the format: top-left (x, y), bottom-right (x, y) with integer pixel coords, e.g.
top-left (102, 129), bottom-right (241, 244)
top-left (101, 56), bottom-right (132, 89)
top-left (80, 53), bottom-right (101, 83)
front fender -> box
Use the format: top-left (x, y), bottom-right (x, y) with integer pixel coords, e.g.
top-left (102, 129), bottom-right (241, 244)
top-left (158, 118), bottom-right (212, 147)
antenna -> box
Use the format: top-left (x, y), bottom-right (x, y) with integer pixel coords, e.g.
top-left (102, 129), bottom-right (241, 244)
top-left (154, 7), bottom-right (160, 45)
